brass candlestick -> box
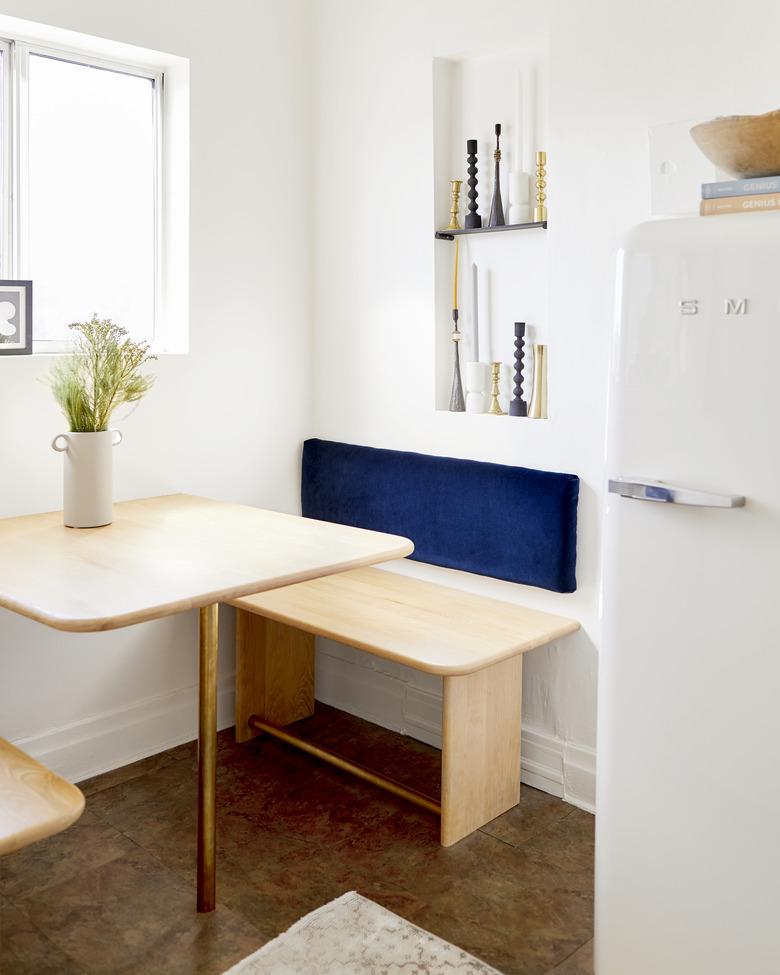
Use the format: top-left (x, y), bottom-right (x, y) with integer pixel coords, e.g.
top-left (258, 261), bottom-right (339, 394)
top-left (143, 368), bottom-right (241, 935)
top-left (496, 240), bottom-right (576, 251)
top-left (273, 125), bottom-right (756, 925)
top-left (533, 151), bottom-right (547, 223)
top-left (448, 179), bottom-right (463, 230)
top-left (487, 362), bottom-right (505, 415)
top-left (528, 344), bottom-right (547, 419)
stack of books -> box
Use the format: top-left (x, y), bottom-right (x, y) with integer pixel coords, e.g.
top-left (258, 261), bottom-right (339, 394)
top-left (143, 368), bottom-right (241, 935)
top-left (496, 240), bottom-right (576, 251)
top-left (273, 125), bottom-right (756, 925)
top-left (700, 176), bottom-right (780, 216)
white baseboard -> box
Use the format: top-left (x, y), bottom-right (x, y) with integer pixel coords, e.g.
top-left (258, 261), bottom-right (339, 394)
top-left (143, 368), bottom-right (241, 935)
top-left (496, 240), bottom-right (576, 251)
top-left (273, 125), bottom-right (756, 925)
top-left (12, 675), bottom-right (236, 785)
top-left (12, 644), bottom-right (596, 815)
top-left (316, 639), bottom-right (596, 813)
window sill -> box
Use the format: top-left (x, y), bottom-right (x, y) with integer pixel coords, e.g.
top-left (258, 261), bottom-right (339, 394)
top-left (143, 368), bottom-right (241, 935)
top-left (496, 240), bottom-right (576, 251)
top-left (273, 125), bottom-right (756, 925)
top-left (6, 341), bottom-right (189, 359)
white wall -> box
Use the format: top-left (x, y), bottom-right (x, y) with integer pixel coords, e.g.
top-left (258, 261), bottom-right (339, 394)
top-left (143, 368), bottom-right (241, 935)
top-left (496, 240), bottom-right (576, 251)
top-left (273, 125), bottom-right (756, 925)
top-left (309, 0), bottom-right (780, 810)
top-left (0, 0), bottom-right (314, 779)
top-left (5, 0), bottom-right (778, 806)
top-left (310, 0), bottom-right (598, 809)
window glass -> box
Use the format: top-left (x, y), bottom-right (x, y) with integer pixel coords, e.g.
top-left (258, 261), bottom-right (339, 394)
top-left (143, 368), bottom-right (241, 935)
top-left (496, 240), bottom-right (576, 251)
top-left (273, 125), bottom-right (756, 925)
top-left (0, 48), bottom-right (5, 275)
top-left (28, 54), bottom-right (156, 342)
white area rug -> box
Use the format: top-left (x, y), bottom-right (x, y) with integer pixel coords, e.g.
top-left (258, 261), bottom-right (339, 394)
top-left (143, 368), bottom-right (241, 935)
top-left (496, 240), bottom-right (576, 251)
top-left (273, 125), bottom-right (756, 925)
top-left (223, 891), bottom-right (502, 975)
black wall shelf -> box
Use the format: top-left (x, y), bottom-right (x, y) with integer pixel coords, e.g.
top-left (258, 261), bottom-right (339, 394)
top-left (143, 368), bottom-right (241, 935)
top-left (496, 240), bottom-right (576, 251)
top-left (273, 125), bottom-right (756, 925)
top-left (435, 220), bottom-right (547, 241)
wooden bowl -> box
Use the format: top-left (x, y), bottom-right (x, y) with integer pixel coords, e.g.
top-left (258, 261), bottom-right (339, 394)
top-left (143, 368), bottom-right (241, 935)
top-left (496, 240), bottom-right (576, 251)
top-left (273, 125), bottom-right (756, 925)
top-left (690, 109), bottom-right (780, 179)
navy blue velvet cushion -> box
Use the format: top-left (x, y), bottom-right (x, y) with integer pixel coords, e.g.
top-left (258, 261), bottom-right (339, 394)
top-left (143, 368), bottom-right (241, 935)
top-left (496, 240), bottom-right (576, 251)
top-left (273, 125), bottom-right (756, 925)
top-left (301, 439), bottom-right (579, 593)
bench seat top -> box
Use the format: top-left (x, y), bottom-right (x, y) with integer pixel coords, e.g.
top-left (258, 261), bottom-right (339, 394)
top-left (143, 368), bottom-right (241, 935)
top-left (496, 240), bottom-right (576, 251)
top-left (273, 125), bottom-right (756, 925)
top-left (0, 738), bottom-right (85, 856)
top-left (230, 566), bottom-right (580, 676)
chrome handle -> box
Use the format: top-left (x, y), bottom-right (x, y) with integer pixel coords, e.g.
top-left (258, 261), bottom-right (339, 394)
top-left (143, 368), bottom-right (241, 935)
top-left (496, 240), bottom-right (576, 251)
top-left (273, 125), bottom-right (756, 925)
top-left (608, 477), bottom-right (745, 508)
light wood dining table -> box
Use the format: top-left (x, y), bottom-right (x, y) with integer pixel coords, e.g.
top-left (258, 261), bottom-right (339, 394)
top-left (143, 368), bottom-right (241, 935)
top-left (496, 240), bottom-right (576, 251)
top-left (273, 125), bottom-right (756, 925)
top-left (0, 493), bottom-right (413, 911)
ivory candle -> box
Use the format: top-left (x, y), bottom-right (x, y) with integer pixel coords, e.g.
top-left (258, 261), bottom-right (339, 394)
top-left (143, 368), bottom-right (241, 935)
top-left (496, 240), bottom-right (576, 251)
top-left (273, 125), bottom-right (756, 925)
top-left (471, 262), bottom-right (479, 361)
top-left (452, 238), bottom-right (459, 310)
top-left (515, 69), bottom-right (523, 174)
top-left (523, 66), bottom-right (535, 174)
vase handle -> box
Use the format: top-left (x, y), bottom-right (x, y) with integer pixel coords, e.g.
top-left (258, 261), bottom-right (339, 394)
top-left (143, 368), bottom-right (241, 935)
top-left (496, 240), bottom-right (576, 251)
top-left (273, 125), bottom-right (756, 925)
top-left (51, 434), bottom-right (70, 453)
top-left (111, 429), bottom-right (123, 447)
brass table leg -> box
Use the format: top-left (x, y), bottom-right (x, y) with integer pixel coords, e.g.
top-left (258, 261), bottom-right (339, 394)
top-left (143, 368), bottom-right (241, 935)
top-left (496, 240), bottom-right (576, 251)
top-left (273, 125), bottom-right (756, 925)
top-left (197, 603), bottom-right (218, 912)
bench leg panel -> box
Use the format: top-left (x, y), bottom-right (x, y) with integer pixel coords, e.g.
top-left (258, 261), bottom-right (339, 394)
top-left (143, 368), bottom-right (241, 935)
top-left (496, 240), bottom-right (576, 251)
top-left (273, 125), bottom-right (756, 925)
top-left (440, 655), bottom-right (523, 846)
top-left (235, 610), bottom-right (315, 743)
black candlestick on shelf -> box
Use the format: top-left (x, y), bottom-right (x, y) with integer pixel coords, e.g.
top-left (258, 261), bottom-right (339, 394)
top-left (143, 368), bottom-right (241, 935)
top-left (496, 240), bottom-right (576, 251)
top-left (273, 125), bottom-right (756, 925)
top-left (488, 123), bottom-right (506, 227)
top-left (464, 139), bottom-right (481, 229)
top-left (509, 321), bottom-right (528, 417)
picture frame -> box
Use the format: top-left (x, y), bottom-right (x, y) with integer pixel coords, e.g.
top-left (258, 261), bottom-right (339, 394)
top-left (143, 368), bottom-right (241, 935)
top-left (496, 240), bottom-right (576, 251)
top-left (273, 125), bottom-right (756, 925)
top-left (0, 280), bottom-right (33, 356)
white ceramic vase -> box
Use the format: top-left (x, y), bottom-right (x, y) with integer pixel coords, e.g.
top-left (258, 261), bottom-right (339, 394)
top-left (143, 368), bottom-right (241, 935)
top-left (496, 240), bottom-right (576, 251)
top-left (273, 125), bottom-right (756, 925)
top-left (51, 430), bottom-right (123, 528)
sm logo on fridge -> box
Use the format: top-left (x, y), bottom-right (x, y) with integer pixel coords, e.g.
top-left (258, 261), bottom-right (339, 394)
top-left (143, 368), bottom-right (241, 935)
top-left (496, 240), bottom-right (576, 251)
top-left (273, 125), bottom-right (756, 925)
top-left (679, 298), bottom-right (748, 315)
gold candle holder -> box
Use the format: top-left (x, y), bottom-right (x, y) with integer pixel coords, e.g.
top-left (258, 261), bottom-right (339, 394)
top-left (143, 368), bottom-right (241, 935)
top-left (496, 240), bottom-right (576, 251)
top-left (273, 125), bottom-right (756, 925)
top-left (448, 179), bottom-right (463, 230)
top-left (533, 151), bottom-right (547, 224)
top-left (528, 344), bottom-right (548, 419)
top-left (487, 362), bottom-right (506, 415)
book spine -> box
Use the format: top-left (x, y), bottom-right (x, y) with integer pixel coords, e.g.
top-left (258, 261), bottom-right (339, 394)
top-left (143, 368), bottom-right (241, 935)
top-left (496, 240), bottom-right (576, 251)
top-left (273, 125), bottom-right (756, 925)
top-left (702, 177), bottom-right (780, 199)
top-left (700, 192), bottom-right (780, 215)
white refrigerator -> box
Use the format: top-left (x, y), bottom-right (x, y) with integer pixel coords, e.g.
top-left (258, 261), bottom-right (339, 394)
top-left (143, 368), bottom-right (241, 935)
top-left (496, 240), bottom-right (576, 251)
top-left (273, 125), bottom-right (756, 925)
top-left (597, 214), bottom-right (780, 974)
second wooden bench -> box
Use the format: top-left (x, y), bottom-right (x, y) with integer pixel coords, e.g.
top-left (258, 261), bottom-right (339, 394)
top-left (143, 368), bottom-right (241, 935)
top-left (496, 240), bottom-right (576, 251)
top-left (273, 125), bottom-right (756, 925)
top-left (231, 566), bottom-right (578, 846)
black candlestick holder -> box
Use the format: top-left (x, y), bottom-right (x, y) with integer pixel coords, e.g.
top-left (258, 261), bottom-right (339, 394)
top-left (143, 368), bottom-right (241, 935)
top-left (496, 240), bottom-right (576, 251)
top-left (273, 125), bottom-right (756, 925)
top-left (509, 321), bottom-right (528, 417)
top-left (465, 139), bottom-right (481, 229)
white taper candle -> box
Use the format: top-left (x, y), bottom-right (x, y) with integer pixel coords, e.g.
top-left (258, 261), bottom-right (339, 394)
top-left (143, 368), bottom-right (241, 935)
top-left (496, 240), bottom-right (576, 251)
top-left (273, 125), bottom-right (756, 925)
top-left (523, 66), bottom-right (535, 174)
top-left (471, 262), bottom-right (479, 361)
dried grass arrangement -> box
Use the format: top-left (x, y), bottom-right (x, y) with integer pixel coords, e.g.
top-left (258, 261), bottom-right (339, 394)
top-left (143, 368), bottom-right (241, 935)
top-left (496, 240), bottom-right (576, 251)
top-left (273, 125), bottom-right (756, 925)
top-left (49, 315), bottom-right (156, 433)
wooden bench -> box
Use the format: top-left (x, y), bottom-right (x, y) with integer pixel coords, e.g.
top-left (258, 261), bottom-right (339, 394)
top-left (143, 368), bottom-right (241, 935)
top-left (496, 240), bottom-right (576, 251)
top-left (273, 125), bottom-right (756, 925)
top-left (231, 566), bottom-right (579, 846)
top-left (0, 738), bottom-right (85, 856)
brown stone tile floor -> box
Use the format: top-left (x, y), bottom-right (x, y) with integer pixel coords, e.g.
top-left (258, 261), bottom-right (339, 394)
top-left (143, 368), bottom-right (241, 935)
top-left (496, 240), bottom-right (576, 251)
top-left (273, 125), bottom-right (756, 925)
top-left (0, 705), bottom-right (594, 975)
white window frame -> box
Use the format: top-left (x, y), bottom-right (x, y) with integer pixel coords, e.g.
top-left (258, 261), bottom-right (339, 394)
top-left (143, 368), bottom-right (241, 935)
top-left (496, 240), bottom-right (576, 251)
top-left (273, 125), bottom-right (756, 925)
top-left (0, 38), bottom-right (13, 278)
top-left (0, 36), bottom-right (163, 352)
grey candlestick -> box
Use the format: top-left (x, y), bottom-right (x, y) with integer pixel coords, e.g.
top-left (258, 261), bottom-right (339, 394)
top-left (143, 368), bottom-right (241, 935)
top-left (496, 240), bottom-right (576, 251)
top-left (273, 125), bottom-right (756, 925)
top-left (509, 321), bottom-right (527, 417)
top-left (487, 123), bottom-right (506, 227)
top-left (449, 309), bottom-right (466, 411)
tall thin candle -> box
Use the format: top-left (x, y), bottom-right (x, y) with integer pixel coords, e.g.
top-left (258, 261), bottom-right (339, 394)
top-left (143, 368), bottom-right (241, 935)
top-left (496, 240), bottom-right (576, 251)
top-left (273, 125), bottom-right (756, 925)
top-left (471, 262), bottom-right (479, 362)
top-left (515, 70), bottom-right (523, 172)
top-left (523, 67), bottom-right (535, 174)
top-left (452, 238), bottom-right (459, 310)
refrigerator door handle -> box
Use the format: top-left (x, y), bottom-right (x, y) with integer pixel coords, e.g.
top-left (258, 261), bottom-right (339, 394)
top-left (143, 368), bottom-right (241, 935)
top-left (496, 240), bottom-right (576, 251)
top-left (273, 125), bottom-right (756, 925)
top-left (608, 477), bottom-right (746, 508)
